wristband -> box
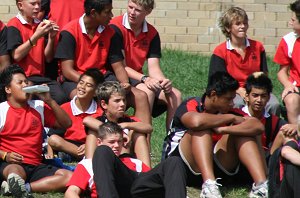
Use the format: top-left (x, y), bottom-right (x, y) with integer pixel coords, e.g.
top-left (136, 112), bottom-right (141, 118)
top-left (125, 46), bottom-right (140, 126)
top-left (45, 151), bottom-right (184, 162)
top-left (1, 152), bottom-right (7, 161)
top-left (29, 38), bottom-right (36, 47)
top-left (141, 75), bottom-right (149, 83)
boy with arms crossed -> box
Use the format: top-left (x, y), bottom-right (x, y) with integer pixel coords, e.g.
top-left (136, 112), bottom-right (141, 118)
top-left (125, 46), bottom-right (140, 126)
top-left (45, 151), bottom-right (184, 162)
top-left (162, 72), bottom-right (268, 198)
top-left (0, 64), bottom-right (72, 197)
top-left (84, 81), bottom-right (152, 167)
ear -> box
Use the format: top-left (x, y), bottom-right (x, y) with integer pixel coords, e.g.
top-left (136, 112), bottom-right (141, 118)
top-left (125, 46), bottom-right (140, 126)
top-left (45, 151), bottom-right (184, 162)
top-left (17, 1), bottom-right (23, 11)
top-left (90, 9), bottom-right (97, 17)
top-left (209, 90), bottom-right (217, 102)
top-left (245, 93), bottom-right (249, 103)
top-left (100, 100), bottom-right (108, 110)
top-left (96, 138), bottom-right (102, 146)
top-left (5, 86), bottom-right (11, 94)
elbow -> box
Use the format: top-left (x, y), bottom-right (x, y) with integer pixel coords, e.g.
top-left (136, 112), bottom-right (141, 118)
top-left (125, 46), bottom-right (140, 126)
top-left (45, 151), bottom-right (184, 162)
top-left (146, 125), bottom-right (153, 134)
top-left (64, 119), bottom-right (72, 129)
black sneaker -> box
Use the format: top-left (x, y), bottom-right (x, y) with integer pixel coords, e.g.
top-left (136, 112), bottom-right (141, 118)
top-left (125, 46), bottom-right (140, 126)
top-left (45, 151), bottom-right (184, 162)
top-left (7, 173), bottom-right (33, 198)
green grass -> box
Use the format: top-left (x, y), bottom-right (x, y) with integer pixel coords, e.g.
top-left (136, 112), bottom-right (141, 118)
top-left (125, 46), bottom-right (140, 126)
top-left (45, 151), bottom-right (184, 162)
top-left (0, 49), bottom-right (282, 198)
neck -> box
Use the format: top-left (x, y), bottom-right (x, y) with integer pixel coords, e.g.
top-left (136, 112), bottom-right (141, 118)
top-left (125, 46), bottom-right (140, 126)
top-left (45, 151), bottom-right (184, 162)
top-left (248, 107), bottom-right (263, 119)
top-left (83, 15), bottom-right (98, 36)
top-left (21, 14), bottom-right (34, 25)
top-left (75, 97), bottom-right (92, 112)
top-left (230, 37), bottom-right (246, 48)
top-left (8, 98), bottom-right (28, 108)
top-left (105, 113), bottom-right (119, 123)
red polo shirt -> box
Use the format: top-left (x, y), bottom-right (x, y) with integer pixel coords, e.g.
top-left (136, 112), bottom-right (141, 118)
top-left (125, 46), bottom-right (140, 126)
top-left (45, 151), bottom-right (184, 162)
top-left (55, 15), bottom-right (124, 76)
top-left (110, 14), bottom-right (161, 73)
top-left (7, 14), bottom-right (46, 76)
top-left (209, 39), bottom-right (268, 87)
top-left (273, 32), bottom-right (300, 86)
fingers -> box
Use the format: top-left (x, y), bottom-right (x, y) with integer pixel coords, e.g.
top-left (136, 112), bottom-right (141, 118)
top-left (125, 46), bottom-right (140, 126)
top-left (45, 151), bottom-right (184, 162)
top-left (7, 152), bottom-right (23, 164)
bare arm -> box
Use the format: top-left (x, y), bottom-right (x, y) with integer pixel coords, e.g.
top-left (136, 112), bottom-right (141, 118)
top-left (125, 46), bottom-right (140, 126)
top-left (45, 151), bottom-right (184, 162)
top-left (44, 21), bottom-right (59, 63)
top-left (61, 59), bottom-right (80, 82)
top-left (37, 90), bottom-right (72, 129)
top-left (0, 55), bottom-right (10, 71)
top-left (180, 111), bottom-right (239, 131)
top-left (111, 61), bottom-right (131, 91)
top-left (281, 145), bottom-right (300, 166)
top-left (118, 122), bottom-right (153, 134)
top-left (214, 116), bottom-right (264, 136)
top-left (85, 130), bottom-right (98, 159)
top-left (64, 185), bottom-right (81, 198)
top-left (277, 65), bottom-right (299, 99)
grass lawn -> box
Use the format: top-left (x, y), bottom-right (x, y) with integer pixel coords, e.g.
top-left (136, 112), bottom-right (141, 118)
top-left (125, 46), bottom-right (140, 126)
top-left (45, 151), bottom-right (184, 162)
top-left (0, 49), bottom-right (282, 198)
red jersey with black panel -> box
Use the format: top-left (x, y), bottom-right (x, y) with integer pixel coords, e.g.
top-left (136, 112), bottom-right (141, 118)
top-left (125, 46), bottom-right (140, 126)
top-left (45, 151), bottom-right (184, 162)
top-left (0, 100), bottom-right (56, 165)
top-left (110, 14), bottom-right (161, 73)
top-left (7, 14), bottom-right (46, 77)
top-left (55, 15), bottom-right (124, 76)
top-left (209, 39), bottom-right (268, 88)
top-left (61, 96), bottom-right (103, 143)
top-left (273, 32), bottom-right (300, 86)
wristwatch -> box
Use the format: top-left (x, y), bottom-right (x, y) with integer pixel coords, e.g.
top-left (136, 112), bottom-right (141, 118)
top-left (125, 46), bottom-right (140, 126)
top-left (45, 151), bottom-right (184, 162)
top-left (141, 75), bottom-right (149, 83)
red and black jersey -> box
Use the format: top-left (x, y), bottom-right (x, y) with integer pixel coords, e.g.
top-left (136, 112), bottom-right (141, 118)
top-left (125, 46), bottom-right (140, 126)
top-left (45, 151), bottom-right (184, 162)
top-left (209, 39), bottom-right (268, 88)
top-left (110, 14), bottom-right (161, 73)
top-left (7, 14), bottom-right (46, 76)
top-left (55, 15), bottom-right (124, 76)
top-left (0, 20), bottom-right (8, 56)
top-left (273, 32), bottom-right (300, 86)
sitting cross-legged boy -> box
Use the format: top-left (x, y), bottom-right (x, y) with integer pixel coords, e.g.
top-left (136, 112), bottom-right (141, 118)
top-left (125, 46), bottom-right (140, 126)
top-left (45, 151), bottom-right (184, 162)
top-left (64, 122), bottom-right (150, 198)
top-left (162, 72), bottom-right (268, 198)
top-left (243, 72), bottom-right (297, 159)
top-left (83, 81), bottom-right (152, 167)
top-left (0, 64), bottom-right (72, 197)
top-left (46, 68), bottom-right (104, 161)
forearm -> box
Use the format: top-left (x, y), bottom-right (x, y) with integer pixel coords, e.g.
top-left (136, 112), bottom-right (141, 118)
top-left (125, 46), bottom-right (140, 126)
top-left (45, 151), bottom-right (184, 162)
top-left (44, 37), bottom-right (55, 63)
top-left (45, 99), bottom-right (71, 129)
top-left (11, 39), bottom-right (34, 62)
top-left (120, 122), bottom-right (153, 134)
top-left (0, 55), bottom-right (11, 71)
top-left (85, 131), bottom-right (97, 159)
top-left (61, 60), bottom-right (80, 82)
top-left (82, 116), bottom-right (102, 131)
top-left (277, 66), bottom-right (293, 87)
top-left (281, 145), bottom-right (300, 166)
top-left (125, 66), bottom-right (144, 81)
top-left (111, 62), bottom-right (129, 83)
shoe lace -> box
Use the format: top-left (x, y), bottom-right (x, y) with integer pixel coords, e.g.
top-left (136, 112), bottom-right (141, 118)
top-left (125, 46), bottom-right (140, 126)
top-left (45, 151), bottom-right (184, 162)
top-left (203, 178), bottom-right (222, 195)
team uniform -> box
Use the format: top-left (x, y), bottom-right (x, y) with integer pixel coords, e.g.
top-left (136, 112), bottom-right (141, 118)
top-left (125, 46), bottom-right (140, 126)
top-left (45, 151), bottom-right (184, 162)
top-left (58, 96), bottom-right (103, 144)
top-left (67, 155), bottom-right (150, 198)
top-left (273, 32), bottom-right (300, 86)
top-left (55, 14), bottom-right (124, 96)
top-left (6, 13), bottom-right (68, 105)
top-left (93, 145), bottom-right (187, 198)
top-left (209, 38), bottom-right (280, 115)
top-left (110, 13), bottom-right (161, 75)
top-left (0, 21), bottom-right (8, 56)
top-left (48, 0), bottom-right (84, 29)
top-left (0, 100), bottom-right (61, 182)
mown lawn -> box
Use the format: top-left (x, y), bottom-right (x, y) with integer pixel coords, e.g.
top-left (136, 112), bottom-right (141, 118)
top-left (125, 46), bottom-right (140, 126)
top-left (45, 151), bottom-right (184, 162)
top-left (0, 49), bottom-right (282, 198)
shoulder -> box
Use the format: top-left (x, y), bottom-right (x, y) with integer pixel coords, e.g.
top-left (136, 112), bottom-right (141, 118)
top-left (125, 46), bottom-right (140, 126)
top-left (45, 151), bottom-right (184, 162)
top-left (7, 17), bottom-right (20, 28)
top-left (213, 42), bottom-right (227, 54)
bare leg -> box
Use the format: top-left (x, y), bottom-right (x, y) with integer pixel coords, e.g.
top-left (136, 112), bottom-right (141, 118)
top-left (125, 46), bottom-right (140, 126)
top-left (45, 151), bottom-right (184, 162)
top-left (30, 169), bottom-right (72, 192)
top-left (284, 94), bottom-right (300, 124)
top-left (48, 135), bottom-right (82, 159)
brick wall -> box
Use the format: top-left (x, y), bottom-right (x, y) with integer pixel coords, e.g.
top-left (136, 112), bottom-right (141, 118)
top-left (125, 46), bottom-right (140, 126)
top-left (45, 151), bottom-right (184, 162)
top-left (0, 0), bottom-right (293, 56)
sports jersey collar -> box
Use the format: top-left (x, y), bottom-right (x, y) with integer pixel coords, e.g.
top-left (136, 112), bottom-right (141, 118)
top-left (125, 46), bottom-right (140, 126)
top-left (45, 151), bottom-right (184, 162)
top-left (122, 13), bottom-right (148, 32)
top-left (242, 105), bottom-right (270, 118)
top-left (226, 38), bottom-right (250, 50)
top-left (70, 95), bottom-right (98, 115)
top-left (16, 12), bottom-right (40, 25)
top-left (79, 14), bottom-right (105, 34)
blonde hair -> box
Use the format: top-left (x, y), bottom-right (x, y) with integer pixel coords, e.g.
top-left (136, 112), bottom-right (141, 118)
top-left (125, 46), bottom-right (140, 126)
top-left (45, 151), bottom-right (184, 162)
top-left (130, 0), bottom-right (154, 11)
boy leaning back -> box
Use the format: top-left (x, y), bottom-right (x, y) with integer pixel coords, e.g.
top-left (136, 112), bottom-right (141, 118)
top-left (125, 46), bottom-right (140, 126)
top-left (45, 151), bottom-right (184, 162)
top-left (0, 64), bottom-right (72, 198)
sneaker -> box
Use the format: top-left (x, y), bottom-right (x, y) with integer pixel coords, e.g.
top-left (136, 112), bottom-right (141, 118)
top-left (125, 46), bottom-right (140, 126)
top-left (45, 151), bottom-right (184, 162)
top-left (1, 180), bottom-right (11, 196)
top-left (7, 173), bottom-right (33, 198)
top-left (249, 180), bottom-right (268, 198)
top-left (200, 178), bottom-right (222, 198)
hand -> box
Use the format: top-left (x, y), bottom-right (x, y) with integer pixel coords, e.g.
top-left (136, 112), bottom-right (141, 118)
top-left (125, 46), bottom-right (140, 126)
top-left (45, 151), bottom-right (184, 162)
top-left (44, 153), bottom-right (54, 159)
top-left (120, 82), bottom-right (131, 93)
top-left (160, 78), bottom-right (172, 94)
top-left (280, 124), bottom-right (297, 137)
top-left (33, 21), bottom-right (53, 40)
top-left (282, 85), bottom-right (299, 100)
top-left (144, 77), bottom-right (162, 92)
top-left (48, 21), bottom-right (59, 39)
top-left (34, 84), bottom-right (52, 102)
top-left (77, 144), bottom-right (85, 156)
top-left (236, 87), bottom-right (246, 100)
top-left (232, 115), bottom-right (245, 125)
top-left (6, 152), bottom-right (23, 164)
top-left (213, 126), bottom-right (225, 134)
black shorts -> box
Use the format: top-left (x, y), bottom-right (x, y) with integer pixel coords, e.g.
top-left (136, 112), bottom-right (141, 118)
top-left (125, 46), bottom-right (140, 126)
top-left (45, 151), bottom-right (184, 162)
top-left (0, 162), bottom-right (59, 183)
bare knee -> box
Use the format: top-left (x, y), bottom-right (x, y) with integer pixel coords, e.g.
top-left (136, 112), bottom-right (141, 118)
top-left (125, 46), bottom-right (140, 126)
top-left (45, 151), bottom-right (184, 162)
top-left (48, 135), bottom-right (65, 149)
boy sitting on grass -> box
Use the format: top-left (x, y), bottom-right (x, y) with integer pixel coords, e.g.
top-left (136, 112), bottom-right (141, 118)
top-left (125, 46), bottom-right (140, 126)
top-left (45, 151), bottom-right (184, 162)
top-left (65, 122), bottom-right (150, 198)
top-left (46, 68), bottom-right (104, 161)
top-left (83, 81), bottom-right (152, 167)
top-left (0, 64), bottom-right (72, 197)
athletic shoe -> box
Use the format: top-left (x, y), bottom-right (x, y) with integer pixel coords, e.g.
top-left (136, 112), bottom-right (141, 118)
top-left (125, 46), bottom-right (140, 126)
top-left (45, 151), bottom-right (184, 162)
top-left (249, 180), bottom-right (268, 198)
top-left (200, 179), bottom-right (222, 198)
top-left (7, 173), bottom-right (33, 198)
top-left (1, 180), bottom-right (11, 196)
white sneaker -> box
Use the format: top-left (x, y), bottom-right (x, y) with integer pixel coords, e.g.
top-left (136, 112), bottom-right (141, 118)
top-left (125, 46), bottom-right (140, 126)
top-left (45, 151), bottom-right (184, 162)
top-left (1, 180), bottom-right (11, 196)
top-left (249, 180), bottom-right (268, 198)
top-left (200, 179), bottom-right (222, 198)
